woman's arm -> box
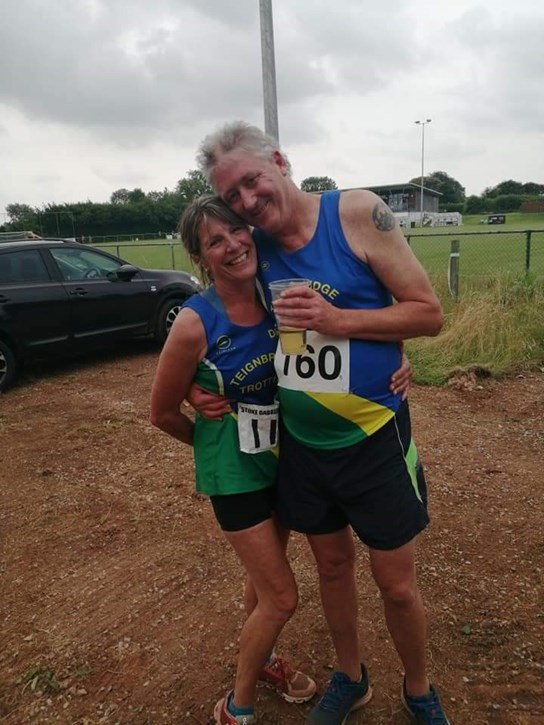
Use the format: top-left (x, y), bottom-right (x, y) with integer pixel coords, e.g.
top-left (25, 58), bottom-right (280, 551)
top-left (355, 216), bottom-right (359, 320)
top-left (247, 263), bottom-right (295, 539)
top-left (150, 308), bottom-right (207, 445)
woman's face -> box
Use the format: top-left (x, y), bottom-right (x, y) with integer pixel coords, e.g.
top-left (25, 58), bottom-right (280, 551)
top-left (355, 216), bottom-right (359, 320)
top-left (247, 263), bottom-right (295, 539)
top-left (197, 216), bottom-right (257, 285)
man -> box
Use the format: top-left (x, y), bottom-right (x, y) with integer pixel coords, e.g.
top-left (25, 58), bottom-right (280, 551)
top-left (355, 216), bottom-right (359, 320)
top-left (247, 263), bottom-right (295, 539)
top-left (194, 121), bottom-right (449, 725)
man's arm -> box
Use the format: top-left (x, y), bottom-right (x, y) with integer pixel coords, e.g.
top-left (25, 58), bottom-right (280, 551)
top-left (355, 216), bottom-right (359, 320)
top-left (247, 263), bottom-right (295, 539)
top-left (186, 384), bottom-right (233, 420)
top-left (273, 190), bottom-right (443, 341)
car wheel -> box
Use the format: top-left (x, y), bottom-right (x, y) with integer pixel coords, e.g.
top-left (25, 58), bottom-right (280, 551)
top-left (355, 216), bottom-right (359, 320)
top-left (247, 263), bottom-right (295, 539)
top-left (155, 298), bottom-right (186, 344)
top-left (0, 340), bottom-right (17, 392)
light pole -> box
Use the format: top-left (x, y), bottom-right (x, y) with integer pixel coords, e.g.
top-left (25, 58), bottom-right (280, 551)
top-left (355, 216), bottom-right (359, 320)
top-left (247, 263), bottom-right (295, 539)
top-left (414, 119), bottom-right (432, 227)
top-left (259, 0), bottom-right (279, 141)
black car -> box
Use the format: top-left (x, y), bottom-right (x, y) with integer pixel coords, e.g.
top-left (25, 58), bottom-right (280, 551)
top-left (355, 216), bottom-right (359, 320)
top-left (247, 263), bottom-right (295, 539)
top-left (0, 239), bottom-right (201, 391)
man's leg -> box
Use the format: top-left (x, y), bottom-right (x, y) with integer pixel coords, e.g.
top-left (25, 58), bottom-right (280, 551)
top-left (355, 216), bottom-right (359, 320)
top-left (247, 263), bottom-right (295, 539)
top-left (369, 538), bottom-right (429, 696)
top-left (306, 527), bottom-right (361, 682)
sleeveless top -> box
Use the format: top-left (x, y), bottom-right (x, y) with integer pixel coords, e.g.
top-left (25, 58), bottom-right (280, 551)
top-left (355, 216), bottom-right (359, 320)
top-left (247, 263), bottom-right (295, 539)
top-left (182, 287), bottom-right (279, 496)
top-left (253, 190), bottom-right (402, 450)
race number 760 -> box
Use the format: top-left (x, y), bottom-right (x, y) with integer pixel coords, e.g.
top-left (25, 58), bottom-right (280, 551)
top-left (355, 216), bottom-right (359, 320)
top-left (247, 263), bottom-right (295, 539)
top-left (277, 334), bottom-right (350, 393)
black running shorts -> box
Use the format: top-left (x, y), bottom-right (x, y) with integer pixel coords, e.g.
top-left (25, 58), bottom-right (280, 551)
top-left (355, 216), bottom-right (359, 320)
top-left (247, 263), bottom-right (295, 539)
top-left (210, 486), bottom-right (276, 532)
top-left (275, 400), bottom-right (429, 550)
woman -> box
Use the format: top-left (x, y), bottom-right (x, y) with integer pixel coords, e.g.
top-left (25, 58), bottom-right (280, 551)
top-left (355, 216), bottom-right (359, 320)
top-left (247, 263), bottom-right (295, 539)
top-left (150, 196), bottom-right (316, 725)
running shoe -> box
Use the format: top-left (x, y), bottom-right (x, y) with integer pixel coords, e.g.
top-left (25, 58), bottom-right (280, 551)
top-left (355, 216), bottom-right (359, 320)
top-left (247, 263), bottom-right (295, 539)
top-left (401, 678), bottom-right (450, 724)
top-left (214, 691), bottom-right (255, 725)
top-left (306, 664), bottom-right (372, 724)
top-left (259, 653), bottom-right (316, 703)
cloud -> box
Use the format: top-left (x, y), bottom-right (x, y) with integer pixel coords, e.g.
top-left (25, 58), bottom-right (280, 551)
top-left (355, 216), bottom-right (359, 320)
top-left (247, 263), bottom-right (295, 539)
top-left (0, 0), bottom-right (543, 209)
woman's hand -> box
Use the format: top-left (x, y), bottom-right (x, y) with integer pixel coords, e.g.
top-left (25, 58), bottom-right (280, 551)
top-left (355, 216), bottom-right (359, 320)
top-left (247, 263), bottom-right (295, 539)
top-left (390, 345), bottom-right (412, 400)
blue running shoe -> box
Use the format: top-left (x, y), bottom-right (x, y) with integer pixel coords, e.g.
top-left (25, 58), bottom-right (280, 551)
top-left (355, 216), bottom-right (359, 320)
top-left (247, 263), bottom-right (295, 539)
top-left (401, 678), bottom-right (450, 724)
top-left (306, 664), bottom-right (372, 724)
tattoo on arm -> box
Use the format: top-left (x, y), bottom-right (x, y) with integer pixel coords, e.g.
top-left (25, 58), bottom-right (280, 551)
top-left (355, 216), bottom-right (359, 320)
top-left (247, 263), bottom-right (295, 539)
top-left (372, 203), bottom-right (396, 232)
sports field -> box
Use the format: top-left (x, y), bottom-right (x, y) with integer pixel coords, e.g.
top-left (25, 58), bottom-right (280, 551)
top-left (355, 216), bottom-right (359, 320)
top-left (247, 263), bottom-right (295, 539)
top-left (92, 213), bottom-right (544, 283)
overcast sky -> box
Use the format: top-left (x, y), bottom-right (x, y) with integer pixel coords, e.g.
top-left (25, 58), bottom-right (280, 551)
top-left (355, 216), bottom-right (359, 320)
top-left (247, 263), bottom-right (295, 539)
top-left (1, 0), bottom-right (543, 218)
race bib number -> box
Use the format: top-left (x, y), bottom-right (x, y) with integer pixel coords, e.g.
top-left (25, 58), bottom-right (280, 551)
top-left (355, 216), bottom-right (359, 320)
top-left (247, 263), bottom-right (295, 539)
top-left (276, 332), bottom-right (350, 393)
top-left (237, 402), bottom-right (279, 454)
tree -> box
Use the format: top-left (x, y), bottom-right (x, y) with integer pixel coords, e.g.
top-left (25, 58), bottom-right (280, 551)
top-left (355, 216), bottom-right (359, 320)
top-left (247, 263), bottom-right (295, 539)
top-left (127, 188), bottom-right (146, 203)
top-left (110, 188), bottom-right (131, 205)
top-left (465, 195), bottom-right (487, 214)
top-left (410, 171), bottom-right (465, 206)
top-left (6, 203), bottom-right (37, 226)
top-left (176, 170), bottom-right (213, 205)
top-left (300, 176), bottom-right (338, 193)
top-left (522, 182), bottom-right (544, 195)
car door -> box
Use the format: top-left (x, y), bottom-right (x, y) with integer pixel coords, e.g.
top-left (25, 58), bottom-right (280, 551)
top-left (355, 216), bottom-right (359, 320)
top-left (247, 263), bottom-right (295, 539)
top-left (47, 246), bottom-right (154, 343)
top-left (0, 248), bottom-right (72, 358)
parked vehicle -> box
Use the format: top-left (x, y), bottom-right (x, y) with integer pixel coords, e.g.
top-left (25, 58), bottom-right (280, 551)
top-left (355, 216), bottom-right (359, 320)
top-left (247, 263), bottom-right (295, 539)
top-left (0, 239), bottom-right (201, 391)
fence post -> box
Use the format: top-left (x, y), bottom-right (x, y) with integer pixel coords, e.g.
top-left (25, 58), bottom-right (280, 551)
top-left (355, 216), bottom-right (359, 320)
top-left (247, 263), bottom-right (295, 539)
top-left (448, 239), bottom-right (460, 301)
top-left (170, 244), bottom-right (175, 270)
top-left (525, 230), bottom-right (532, 275)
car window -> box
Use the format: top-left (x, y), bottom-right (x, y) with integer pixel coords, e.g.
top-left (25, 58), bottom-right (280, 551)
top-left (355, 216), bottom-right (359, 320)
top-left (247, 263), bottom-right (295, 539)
top-left (0, 250), bottom-right (51, 284)
top-left (49, 247), bottom-right (122, 281)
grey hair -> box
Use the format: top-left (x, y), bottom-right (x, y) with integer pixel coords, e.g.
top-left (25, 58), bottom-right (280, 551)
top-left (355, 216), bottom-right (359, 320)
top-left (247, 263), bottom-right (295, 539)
top-left (196, 120), bottom-right (292, 187)
top-left (178, 195), bottom-right (249, 284)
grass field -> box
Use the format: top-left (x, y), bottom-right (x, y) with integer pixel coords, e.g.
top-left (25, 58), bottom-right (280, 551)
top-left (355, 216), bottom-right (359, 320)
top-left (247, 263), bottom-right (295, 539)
top-left (92, 213), bottom-right (544, 284)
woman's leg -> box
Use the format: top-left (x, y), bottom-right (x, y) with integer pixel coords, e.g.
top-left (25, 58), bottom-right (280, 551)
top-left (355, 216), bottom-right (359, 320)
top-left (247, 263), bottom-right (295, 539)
top-left (243, 520), bottom-right (290, 616)
top-left (224, 518), bottom-right (298, 708)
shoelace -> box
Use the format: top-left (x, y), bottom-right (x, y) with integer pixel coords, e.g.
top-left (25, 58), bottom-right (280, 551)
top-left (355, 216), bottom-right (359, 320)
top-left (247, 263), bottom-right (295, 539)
top-left (318, 672), bottom-right (352, 712)
top-left (409, 696), bottom-right (448, 725)
top-left (268, 655), bottom-right (294, 683)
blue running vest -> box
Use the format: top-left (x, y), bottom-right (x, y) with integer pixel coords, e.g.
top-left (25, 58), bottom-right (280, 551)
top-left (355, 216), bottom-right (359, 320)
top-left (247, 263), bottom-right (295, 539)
top-left (253, 190), bottom-right (402, 450)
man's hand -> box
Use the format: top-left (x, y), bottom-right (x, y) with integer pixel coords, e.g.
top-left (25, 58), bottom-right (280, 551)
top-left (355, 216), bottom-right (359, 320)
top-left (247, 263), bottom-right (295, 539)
top-left (273, 286), bottom-right (338, 335)
top-left (390, 346), bottom-right (412, 401)
top-left (186, 384), bottom-right (232, 420)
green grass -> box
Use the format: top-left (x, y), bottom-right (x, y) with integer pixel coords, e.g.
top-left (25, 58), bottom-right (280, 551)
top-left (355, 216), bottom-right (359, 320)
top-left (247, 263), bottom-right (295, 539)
top-left (94, 241), bottom-right (194, 274)
top-left (410, 230), bottom-right (544, 279)
top-left (406, 275), bottom-right (544, 384)
top-left (461, 212), bottom-right (544, 229)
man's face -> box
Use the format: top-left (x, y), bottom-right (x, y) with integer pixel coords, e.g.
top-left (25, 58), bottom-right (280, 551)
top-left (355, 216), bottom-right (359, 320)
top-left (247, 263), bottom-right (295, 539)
top-left (211, 148), bottom-right (289, 234)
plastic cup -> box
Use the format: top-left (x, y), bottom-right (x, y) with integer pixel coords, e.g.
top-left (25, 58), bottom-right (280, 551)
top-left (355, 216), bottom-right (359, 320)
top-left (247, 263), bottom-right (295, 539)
top-left (268, 278), bottom-right (311, 355)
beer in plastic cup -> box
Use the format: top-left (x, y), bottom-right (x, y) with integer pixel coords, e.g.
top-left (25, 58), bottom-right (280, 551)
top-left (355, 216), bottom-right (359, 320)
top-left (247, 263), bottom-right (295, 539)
top-left (268, 278), bottom-right (311, 355)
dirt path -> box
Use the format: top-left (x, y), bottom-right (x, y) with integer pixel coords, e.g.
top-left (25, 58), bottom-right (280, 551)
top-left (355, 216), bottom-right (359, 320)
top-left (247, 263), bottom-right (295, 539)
top-left (1, 348), bottom-right (543, 724)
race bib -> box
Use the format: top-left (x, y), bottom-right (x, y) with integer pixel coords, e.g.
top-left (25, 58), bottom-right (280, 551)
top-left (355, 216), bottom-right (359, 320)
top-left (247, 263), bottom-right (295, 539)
top-left (275, 331), bottom-right (350, 393)
top-left (237, 401), bottom-right (280, 454)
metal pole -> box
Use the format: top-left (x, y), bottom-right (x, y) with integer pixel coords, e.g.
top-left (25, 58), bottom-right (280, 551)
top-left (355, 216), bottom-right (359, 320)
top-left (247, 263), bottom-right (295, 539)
top-left (449, 239), bottom-right (460, 301)
top-left (259, 0), bottom-right (279, 141)
top-left (420, 124), bottom-right (425, 226)
top-left (415, 119), bottom-right (431, 227)
top-left (525, 230), bottom-right (532, 275)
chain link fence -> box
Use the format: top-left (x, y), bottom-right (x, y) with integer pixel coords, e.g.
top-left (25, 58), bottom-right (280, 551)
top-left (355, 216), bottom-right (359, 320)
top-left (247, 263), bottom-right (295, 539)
top-left (407, 229), bottom-right (544, 297)
top-left (92, 229), bottom-right (544, 299)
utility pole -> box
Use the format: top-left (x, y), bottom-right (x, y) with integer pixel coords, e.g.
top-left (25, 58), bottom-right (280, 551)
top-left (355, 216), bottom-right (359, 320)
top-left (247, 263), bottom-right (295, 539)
top-left (259, 0), bottom-right (279, 141)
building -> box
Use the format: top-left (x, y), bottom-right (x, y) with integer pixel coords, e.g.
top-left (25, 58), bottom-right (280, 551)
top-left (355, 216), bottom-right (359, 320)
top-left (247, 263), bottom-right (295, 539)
top-left (341, 183), bottom-right (461, 227)
top-left (365, 182), bottom-right (441, 213)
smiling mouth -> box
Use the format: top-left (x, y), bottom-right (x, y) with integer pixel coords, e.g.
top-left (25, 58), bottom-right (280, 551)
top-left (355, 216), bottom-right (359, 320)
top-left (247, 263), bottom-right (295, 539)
top-left (228, 251), bottom-right (249, 266)
top-left (248, 200), bottom-right (268, 219)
